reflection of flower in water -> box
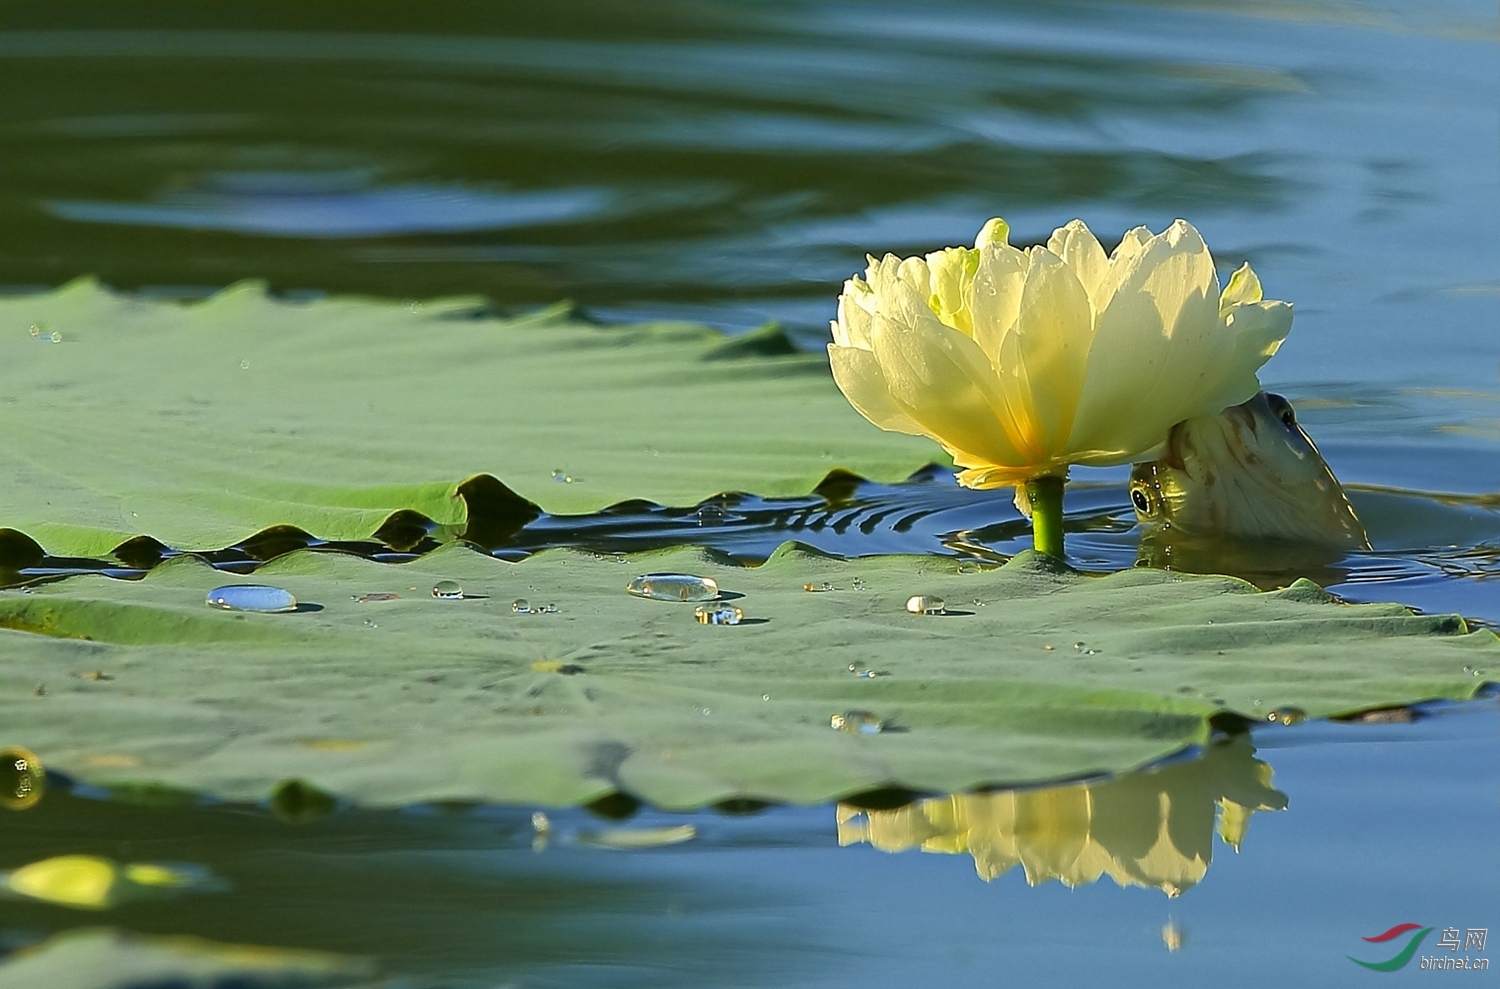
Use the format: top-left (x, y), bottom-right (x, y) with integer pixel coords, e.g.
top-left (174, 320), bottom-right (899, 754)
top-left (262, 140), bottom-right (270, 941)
top-left (1, 854), bottom-right (219, 910)
top-left (837, 736), bottom-right (1284, 896)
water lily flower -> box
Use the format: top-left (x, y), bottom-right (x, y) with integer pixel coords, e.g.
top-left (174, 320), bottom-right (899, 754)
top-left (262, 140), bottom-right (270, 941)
top-left (828, 217), bottom-right (1292, 556)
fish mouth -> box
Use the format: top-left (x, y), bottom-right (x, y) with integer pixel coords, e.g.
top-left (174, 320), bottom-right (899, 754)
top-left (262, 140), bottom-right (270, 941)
top-left (1130, 393), bottom-right (1369, 550)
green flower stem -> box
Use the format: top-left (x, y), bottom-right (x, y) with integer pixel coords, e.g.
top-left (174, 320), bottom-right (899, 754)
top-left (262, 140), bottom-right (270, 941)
top-left (1026, 475), bottom-right (1066, 559)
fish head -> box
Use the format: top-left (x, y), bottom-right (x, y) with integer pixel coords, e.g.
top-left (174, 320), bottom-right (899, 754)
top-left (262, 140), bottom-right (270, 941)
top-left (1129, 392), bottom-right (1369, 550)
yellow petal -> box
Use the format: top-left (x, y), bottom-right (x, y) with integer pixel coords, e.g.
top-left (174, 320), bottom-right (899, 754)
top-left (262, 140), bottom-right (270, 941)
top-left (896, 255), bottom-right (930, 295)
top-left (974, 216), bottom-right (1010, 250)
top-left (969, 242), bottom-right (1028, 364)
top-left (833, 277), bottom-right (876, 349)
top-left (924, 246), bottom-right (979, 335)
top-left (867, 306), bottom-right (1027, 467)
top-left (1194, 300), bottom-right (1294, 412)
top-left (997, 248), bottom-right (1093, 459)
top-left (864, 254), bottom-right (905, 298)
top-left (1046, 220), bottom-right (1109, 306)
top-left (1067, 220), bottom-right (1228, 463)
top-left (827, 344), bottom-right (925, 436)
top-left (1227, 299), bottom-right (1292, 364)
top-left (1111, 225), bottom-right (1153, 264)
top-left (1219, 262), bottom-right (1263, 315)
top-left (1090, 224), bottom-right (1154, 317)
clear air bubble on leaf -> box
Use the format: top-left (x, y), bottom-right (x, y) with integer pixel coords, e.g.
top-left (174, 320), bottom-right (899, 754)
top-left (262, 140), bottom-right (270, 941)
top-left (431, 580), bottom-right (463, 600)
top-left (694, 604), bottom-right (743, 625)
top-left (905, 595), bottom-right (945, 615)
top-left (831, 711), bottom-right (886, 734)
top-left (204, 584), bottom-right (296, 613)
top-left (627, 573), bottom-right (720, 602)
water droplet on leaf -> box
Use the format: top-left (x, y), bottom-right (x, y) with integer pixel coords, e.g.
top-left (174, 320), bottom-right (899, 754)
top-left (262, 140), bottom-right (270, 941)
top-left (830, 711), bottom-right (885, 734)
top-left (1, 746), bottom-right (44, 810)
top-left (431, 580), bottom-right (463, 600)
top-left (694, 604), bottom-right (743, 625)
top-left (1267, 706), bottom-right (1307, 726)
top-left (905, 595), bottom-right (945, 615)
top-left (204, 584), bottom-right (297, 613)
top-left (627, 574), bottom-right (720, 602)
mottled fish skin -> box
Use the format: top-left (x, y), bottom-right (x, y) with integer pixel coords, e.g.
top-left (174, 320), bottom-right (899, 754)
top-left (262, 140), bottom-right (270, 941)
top-left (1130, 393), bottom-right (1369, 549)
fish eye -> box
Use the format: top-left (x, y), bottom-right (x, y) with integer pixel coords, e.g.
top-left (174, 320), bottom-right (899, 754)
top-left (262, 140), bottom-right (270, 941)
top-left (1265, 393), bottom-right (1296, 428)
top-left (1130, 486), bottom-right (1153, 515)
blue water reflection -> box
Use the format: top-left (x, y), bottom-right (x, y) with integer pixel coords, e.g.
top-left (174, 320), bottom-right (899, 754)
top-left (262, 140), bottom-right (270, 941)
top-left (5, 1), bottom-right (1493, 393)
top-left (49, 172), bottom-right (610, 238)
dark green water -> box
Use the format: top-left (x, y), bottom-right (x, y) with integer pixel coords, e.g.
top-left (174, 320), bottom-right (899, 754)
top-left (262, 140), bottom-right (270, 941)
top-left (1, 1), bottom-right (1498, 985)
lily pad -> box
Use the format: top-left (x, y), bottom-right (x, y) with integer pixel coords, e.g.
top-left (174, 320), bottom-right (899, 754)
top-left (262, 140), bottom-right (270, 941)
top-left (0, 280), bottom-right (942, 557)
top-left (0, 545), bottom-right (1488, 809)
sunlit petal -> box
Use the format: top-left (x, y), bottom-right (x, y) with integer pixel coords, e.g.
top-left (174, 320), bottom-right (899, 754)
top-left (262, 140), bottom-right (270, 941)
top-left (1219, 262), bottom-right (1263, 315)
top-left (1046, 220), bottom-right (1109, 305)
top-left (868, 307), bottom-right (1027, 467)
top-left (969, 242), bottom-right (1028, 364)
top-left (998, 248), bottom-right (1093, 458)
top-left (834, 277), bottom-right (876, 349)
top-left (828, 344), bottom-right (924, 435)
top-left (974, 217), bottom-right (1010, 250)
top-left (1069, 220), bottom-right (1227, 461)
top-left (925, 246), bottom-right (980, 335)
